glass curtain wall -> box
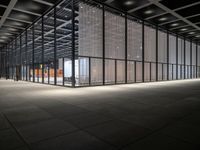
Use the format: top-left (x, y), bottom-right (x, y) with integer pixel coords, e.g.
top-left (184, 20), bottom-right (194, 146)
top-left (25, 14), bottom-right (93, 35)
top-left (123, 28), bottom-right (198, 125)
top-left (127, 17), bottom-right (142, 83)
top-left (104, 8), bottom-right (125, 84)
top-left (55, 2), bottom-right (73, 86)
top-left (192, 43), bottom-right (196, 78)
top-left (144, 25), bottom-right (156, 82)
top-left (78, 2), bottom-right (103, 86)
top-left (198, 45), bottom-right (200, 78)
top-left (178, 37), bottom-right (184, 79)
top-left (21, 33), bottom-right (26, 81)
top-left (43, 10), bottom-right (55, 84)
top-left (158, 30), bottom-right (167, 81)
top-left (27, 28), bottom-right (33, 81)
top-left (34, 19), bottom-right (43, 83)
top-left (1, 0), bottom-right (200, 87)
top-left (185, 40), bottom-right (190, 79)
top-left (169, 34), bottom-right (176, 80)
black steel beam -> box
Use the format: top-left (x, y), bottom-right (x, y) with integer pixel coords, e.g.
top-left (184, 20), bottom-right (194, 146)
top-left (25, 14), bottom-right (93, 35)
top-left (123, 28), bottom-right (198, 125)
top-left (176, 34), bottom-right (178, 80)
top-left (190, 40), bottom-right (192, 78)
top-left (54, 6), bottom-right (57, 85)
top-left (25, 29), bottom-right (28, 81)
top-left (103, 5), bottom-right (105, 85)
top-left (184, 38), bottom-right (186, 79)
top-left (32, 26), bottom-right (35, 82)
top-left (125, 14), bottom-right (127, 84)
top-left (167, 30), bottom-right (169, 80)
top-left (42, 16), bottom-right (44, 83)
top-left (196, 42), bottom-right (198, 78)
top-left (156, 26), bottom-right (158, 81)
top-left (71, 0), bottom-right (76, 87)
top-left (142, 21), bottom-right (144, 82)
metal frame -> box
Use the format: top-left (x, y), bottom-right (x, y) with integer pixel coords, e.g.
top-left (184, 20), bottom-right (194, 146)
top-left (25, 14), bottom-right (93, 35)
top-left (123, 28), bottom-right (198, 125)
top-left (1, 0), bottom-right (200, 88)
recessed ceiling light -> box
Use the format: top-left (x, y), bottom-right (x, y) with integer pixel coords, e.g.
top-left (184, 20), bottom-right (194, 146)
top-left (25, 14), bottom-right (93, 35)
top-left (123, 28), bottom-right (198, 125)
top-left (1, 36), bottom-right (8, 39)
top-left (180, 28), bottom-right (187, 31)
top-left (0, 39), bottom-right (5, 42)
top-left (3, 33), bottom-right (12, 36)
top-left (196, 35), bottom-right (200, 38)
top-left (144, 10), bottom-right (153, 14)
top-left (171, 23), bottom-right (179, 27)
top-left (124, 1), bottom-right (135, 5)
top-left (189, 32), bottom-right (195, 35)
top-left (8, 28), bottom-right (17, 31)
top-left (159, 17), bottom-right (167, 21)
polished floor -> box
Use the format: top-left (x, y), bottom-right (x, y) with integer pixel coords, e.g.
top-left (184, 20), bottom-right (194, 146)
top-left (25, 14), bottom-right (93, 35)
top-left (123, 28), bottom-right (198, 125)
top-left (0, 79), bottom-right (200, 150)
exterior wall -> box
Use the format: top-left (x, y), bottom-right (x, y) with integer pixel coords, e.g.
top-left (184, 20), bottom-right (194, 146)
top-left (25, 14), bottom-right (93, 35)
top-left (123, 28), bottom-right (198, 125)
top-left (0, 0), bottom-right (200, 87)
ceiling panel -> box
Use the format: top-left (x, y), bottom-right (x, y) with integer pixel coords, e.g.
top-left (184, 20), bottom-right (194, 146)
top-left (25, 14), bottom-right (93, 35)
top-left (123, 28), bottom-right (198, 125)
top-left (109, 0), bottom-right (149, 11)
top-left (160, 0), bottom-right (200, 10)
top-left (188, 15), bottom-right (200, 23)
top-left (176, 4), bottom-right (200, 17)
top-left (14, 0), bottom-right (50, 14)
top-left (0, 0), bottom-right (11, 6)
top-left (132, 4), bottom-right (165, 19)
top-left (8, 10), bottom-right (37, 22)
top-left (149, 13), bottom-right (178, 24)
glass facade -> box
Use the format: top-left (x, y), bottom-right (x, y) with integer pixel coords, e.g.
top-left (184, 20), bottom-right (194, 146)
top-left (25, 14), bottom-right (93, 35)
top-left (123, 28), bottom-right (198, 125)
top-left (0, 0), bottom-right (200, 87)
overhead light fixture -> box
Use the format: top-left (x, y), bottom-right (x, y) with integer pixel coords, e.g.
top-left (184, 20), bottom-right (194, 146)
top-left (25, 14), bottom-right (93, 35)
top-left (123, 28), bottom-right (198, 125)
top-left (1, 36), bottom-right (8, 39)
top-left (3, 33), bottom-right (12, 36)
top-left (196, 35), bottom-right (200, 38)
top-left (159, 17), bottom-right (167, 21)
top-left (189, 32), bottom-right (195, 35)
top-left (8, 28), bottom-right (17, 31)
top-left (124, 1), bottom-right (135, 5)
top-left (0, 39), bottom-right (5, 42)
top-left (180, 28), bottom-right (187, 31)
top-left (171, 23), bottom-right (179, 27)
top-left (144, 10), bottom-right (153, 14)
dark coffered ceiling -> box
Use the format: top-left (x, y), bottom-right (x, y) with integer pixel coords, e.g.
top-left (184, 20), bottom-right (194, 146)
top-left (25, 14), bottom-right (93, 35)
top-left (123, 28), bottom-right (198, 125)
top-left (100, 0), bottom-right (200, 42)
top-left (0, 0), bottom-right (58, 48)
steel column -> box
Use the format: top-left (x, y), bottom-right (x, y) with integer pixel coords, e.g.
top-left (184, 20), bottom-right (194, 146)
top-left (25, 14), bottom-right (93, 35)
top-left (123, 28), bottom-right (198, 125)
top-left (71, 0), bottom-right (76, 87)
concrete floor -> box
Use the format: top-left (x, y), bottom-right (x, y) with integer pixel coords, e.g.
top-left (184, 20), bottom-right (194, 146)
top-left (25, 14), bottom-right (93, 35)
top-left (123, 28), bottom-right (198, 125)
top-left (0, 79), bottom-right (200, 150)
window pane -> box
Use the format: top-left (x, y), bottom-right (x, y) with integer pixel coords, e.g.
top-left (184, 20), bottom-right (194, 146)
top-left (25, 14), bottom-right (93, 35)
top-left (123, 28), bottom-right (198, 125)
top-left (79, 3), bottom-right (103, 58)
top-left (158, 31), bottom-right (167, 63)
top-left (144, 26), bottom-right (156, 62)
top-left (105, 11), bottom-right (125, 59)
top-left (127, 19), bottom-right (142, 61)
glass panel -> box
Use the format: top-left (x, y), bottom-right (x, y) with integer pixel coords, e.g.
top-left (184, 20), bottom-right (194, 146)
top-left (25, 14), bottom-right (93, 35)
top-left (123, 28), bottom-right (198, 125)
top-left (127, 19), bottom-right (142, 61)
top-left (27, 28), bottom-right (33, 81)
top-left (198, 45), bottom-right (200, 66)
top-left (78, 3), bottom-right (102, 58)
top-left (105, 59), bottom-right (115, 84)
top-left (136, 61), bottom-right (142, 82)
top-left (127, 61), bottom-right (135, 83)
top-left (34, 19), bottom-right (42, 83)
top-left (169, 35), bottom-right (176, 64)
top-left (105, 11), bottom-right (125, 59)
top-left (151, 63), bottom-right (156, 81)
top-left (178, 38), bottom-right (184, 65)
top-left (192, 43), bottom-right (196, 65)
top-left (158, 31), bottom-right (167, 63)
top-left (158, 63), bottom-right (162, 81)
top-left (144, 26), bottom-right (156, 62)
top-left (78, 57), bottom-right (89, 85)
top-left (117, 60), bottom-right (125, 83)
top-left (44, 9), bottom-right (55, 84)
top-left (91, 58), bottom-right (103, 85)
top-left (56, 1), bottom-right (73, 85)
top-left (144, 62), bottom-right (150, 82)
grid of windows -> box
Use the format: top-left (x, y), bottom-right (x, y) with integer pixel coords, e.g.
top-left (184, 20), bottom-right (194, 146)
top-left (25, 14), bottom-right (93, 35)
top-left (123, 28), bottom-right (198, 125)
top-left (1, 0), bottom-right (200, 87)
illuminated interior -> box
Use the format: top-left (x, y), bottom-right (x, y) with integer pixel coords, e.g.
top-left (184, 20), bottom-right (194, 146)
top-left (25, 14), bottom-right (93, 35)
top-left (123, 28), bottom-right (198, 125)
top-left (0, 0), bottom-right (200, 87)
